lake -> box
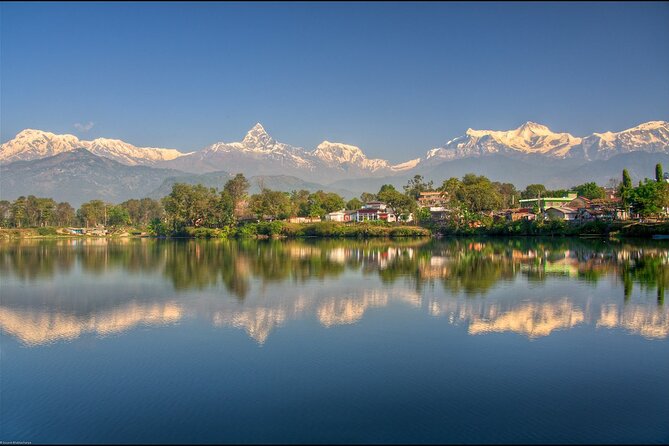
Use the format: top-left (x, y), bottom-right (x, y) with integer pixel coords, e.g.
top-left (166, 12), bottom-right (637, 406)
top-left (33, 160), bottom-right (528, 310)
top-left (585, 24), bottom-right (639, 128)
top-left (1, 237), bottom-right (668, 444)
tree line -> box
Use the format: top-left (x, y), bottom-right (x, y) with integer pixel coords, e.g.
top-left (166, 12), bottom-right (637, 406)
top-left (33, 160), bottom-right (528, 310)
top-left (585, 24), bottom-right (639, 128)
top-left (1, 164), bottom-right (667, 230)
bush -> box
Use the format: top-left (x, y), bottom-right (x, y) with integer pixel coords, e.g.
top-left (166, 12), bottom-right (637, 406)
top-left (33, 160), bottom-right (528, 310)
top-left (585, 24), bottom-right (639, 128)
top-left (180, 226), bottom-right (233, 238)
top-left (37, 227), bottom-right (58, 236)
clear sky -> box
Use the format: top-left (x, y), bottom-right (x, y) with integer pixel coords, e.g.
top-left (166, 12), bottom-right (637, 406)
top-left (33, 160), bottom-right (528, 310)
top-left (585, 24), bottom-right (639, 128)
top-left (2, 1), bottom-right (668, 162)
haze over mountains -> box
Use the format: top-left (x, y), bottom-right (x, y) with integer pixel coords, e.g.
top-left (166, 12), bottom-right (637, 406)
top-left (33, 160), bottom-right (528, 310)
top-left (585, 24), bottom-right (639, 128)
top-left (1, 121), bottom-right (668, 206)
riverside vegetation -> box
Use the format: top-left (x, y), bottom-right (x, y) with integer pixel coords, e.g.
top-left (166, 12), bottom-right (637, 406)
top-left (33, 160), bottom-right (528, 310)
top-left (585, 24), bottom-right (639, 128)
top-left (1, 165), bottom-right (668, 239)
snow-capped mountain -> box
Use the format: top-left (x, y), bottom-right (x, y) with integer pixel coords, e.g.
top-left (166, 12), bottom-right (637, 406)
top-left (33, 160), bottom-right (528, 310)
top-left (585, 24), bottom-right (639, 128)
top-left (162, 123), bottom-right (410, 180)
top-left (2, 121), bottom-right (668, 186)
top-left (580, 121), bottom-right (669, 160)
top-left (424, 121), bottom-right (582, 163)
top-left (0, 129), bottom-right (185, 166)
top-left (423, 120), bottom-right (669, 164)
top-left (312, 141), bottom-right (391, 172)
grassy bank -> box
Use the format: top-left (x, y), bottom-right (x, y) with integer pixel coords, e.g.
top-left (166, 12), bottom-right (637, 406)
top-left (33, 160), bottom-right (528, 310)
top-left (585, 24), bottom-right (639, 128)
top-left (432, 220), bottom-right (669, 238)
top-left (232, 221), bottom-right (430, 238)
top-left (3, 220), bottom-right (667, 240)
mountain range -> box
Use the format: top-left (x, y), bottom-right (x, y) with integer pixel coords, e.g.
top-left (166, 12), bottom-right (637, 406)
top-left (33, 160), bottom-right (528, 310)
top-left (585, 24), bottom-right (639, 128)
top-left (1, 121), bottom-right (668, 206)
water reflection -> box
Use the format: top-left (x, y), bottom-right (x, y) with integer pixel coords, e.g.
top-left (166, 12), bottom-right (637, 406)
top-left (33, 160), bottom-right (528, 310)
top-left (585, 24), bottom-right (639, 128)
top-left (1, 237), bottom-right (667, 345)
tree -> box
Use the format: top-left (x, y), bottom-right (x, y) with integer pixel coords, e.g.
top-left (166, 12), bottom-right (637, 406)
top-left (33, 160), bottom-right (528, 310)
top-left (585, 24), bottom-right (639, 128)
top-left (403, 174), bottom-right (434, 200)
top-left (521, 184), bottom-right (547, 199)
top-left (493, 182), bottom-right (519, 208)
top-left (120, 198), bottom-right (164, 227)
top-left (10, 197), bottom-right (27, 228)
top-left (573, 182), bottom-right (605, 200)
top-left (248, 188), bottom-right (292, 220)
top-left (620, 169), bottom-right (634, 208)
top-left (656, 163), bottom-right (664, 182)
top-left (0, 200), bottom-right (11, 227)
top-left (439, 178), bottom-right (463, 207)
top-left (346, 198), bottom-right (363, 210)
top-left (162, 183), bottom-right (227, 229)
top-left (224, 173), bottom-right (250, 216)
top-left (630, 179), bottom-right (668, 218)
top-left (290, 189), bottom-right (311, 217)
top-left (78, 200), bottom-right (106, 227)
top-left (360, 192), bottom-right (377, 204)
top-left (55, 202), bottom-right (76, 227)
top-left (377, 184), bottom-right (415, 220)
top-left (107, 205), bottom-right (131, 227)
top-left (622, 169), bottom-right (632, 188)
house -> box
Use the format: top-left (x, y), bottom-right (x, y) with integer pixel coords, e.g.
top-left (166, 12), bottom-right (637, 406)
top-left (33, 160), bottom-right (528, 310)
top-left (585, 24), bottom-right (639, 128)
top-left (417, 191), bottom-right (448, 208)
top-left (544, 206), bottom-right (578, 221)
top-left (287, 216), bottom-right (321, 223)
top-left (567, 196), bottom-right (591, 209)
top-left (362, 201), bottom-right (387, 211)
top-left (354, 208), bottom-right (382, 222)
top-left (575, 208), bottom-right (610, 221)
top-left (325, 210), bottom-right (348, 222)
top-left (519, 193), bottom-right (577, 211)
top-left (506, 208), bottom-right (536, 221)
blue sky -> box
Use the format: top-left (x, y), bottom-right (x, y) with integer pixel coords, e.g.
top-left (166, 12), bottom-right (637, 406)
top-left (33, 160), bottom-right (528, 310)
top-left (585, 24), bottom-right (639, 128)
top-left (2, 2), bottom-right (668, 162)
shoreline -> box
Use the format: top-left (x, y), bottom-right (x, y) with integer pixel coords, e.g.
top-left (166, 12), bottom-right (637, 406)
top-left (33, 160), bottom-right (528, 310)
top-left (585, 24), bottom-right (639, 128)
top-left (2, 221), bottom-right (669, 241)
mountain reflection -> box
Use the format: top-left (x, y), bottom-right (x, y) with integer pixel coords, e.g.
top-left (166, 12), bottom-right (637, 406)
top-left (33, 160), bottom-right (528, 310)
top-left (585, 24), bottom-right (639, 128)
top-left (1, 237), bottom-right (667, 345)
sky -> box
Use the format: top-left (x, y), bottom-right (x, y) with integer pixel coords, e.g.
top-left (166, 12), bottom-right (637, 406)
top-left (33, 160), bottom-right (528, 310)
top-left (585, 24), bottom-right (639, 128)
top-left (1, 1), bottom-right (669, 163)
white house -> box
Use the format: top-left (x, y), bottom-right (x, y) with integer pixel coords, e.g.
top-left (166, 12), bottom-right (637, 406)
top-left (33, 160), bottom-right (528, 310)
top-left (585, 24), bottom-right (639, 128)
top-left (325, 209), bottom-right (348, 222)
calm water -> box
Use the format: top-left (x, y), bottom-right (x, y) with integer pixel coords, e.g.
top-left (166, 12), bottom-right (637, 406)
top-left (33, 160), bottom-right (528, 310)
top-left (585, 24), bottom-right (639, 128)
top-left (1, 237), bottom-right (668, 444)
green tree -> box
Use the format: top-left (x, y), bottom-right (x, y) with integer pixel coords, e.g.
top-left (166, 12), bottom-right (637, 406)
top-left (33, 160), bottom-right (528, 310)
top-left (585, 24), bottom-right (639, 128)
top-left (360, 192), bottom-right (377, 203)
top-left (573, 182), bottom-right (605, 200)
top-left (620, 169), bottom-right (634, 208)
top-left (162, 183), bottom-right (224, 229)
top-left (0, 200), bottom-right (11, 227)
top-left (78, 200), bottom-right (107, 227)
top-left (10, 197), bottom-right (27, 228)
top-left (120, 198), bottom-right (164, 227)
top-left (403, 174), bottom-right (434, 200)
top-left (460, 174), bottom-right (503, 212)
top-left (656, 163), bottom-right (664, 182)
top-left (346, 197), bottom-right (363, 210)
top-left (521, 184), bottom-right (547, 199)
top-left (224, 173), bottom-right (250, 215)
top-left (55, 202), bottom-right (76, 227)
top-left (107, 205), bottom-right (131, 227)
top-left (290, 189), bottom-right (311, 217)
top-left (377, 184), bottom-right (415, 220)
top-left (493, 182), bottom-right (519, 208)
top-left (630, 179), bottom-right (669, 218)
top-left (248, 188), bottom-right (292, 220)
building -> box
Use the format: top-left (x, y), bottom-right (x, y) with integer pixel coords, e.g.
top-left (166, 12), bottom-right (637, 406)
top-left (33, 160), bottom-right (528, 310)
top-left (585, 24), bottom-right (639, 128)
top-left (567, 196), bottom-right (592, 209)
top-left (287, 216), bottom-right (321, 223)
top-left (519, 193), bottom-right (577, 211)
top-left (506, 208), bottom-right (536, 221)
top-left (361, 201), bottom-right (387, 211)
top-left (544, 206), bottom-right (578, 221)
top-left (417, 191), bottom-right (448, 208)
top-left (324, 210), bottom-right (348, 222)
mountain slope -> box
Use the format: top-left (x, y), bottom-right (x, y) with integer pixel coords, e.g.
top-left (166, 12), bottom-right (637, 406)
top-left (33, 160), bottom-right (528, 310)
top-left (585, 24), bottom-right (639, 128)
top-left (0, 149), bottom-right (189, 207)
top-left (0, 129), bottom-right (185, 166)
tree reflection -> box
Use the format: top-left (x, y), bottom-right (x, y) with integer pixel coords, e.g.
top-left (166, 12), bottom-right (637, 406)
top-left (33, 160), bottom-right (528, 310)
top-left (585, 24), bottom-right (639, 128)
top-left (1, 237), bottom-right (667, 300)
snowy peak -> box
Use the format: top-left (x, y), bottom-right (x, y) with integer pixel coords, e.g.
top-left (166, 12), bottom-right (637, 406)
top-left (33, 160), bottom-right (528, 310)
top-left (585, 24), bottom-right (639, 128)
top-left (582, 121), bottom-right (669, 160)
top-left (0, 129), bottom-right (184, 166)
top-left (516, 121), bottom-right (552, 134)
top-left (242, 123), bottom-right (274, 147)
top-left (428, 121), bottom-right (582, 161)
top-left (313, 141), bottom-right (366, 163)
top-left (312, 141), bottom-right (390, 171)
